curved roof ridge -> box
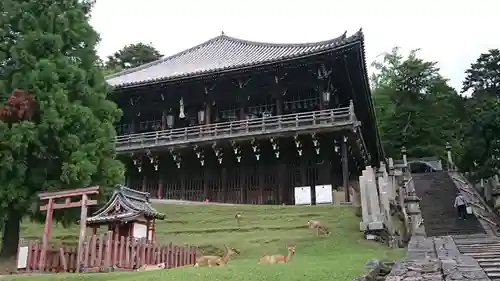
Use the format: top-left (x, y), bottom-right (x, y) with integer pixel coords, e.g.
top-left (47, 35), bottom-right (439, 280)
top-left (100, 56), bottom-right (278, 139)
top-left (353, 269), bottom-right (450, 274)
top-left (221, 31), bottom-right (348, 48)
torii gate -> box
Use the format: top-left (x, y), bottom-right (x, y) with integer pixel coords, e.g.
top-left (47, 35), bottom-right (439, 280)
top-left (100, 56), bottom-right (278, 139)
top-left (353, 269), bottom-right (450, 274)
top-left (38, 186), bottom-right (99, 272)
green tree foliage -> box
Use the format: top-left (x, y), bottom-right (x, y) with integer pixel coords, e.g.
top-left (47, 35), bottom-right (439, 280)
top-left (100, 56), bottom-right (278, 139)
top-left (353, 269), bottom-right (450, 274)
top-left (0, 0), bottom-right (124, 257)
top-left (457, 49), bottom-right (500, 180)
top-left (371, 48), bottom-right (465, 159)
top-left (105, 42), bottom-right (163, 72)
top-left (462, 49), bottom-right (500, 97)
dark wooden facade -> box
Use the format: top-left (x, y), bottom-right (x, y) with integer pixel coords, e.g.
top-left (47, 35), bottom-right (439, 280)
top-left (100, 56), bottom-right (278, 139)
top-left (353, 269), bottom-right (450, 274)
top-left (107, 30), bottom-right (382, 204)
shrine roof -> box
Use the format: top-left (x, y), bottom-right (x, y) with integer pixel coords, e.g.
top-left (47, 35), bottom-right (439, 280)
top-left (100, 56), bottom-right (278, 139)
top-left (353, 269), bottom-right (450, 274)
top-left (86, 185), bottom-right (165, 224)
top-left (106, 29), bottom-right (364, 88)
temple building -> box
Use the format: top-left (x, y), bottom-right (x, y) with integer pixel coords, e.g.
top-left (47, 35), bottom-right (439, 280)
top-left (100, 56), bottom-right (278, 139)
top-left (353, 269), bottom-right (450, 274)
top-left (86, 185), bottom-right (165, 241)
top-left (107, 29), bottom-right (383, 204)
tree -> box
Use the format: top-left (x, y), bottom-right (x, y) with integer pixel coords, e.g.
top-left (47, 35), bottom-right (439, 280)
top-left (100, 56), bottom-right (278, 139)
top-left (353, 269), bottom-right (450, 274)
top-left (457, 97), bottom-right (500, 180)
top-left (462, 49), bottom-right (500, 97)
top-left (458, 50), bottom-right (500, 179)
top-left (105, 43), bottom-right (163, 71)
top-left (371, 48), bottom-right (465, 159)
top-left (0, 0), bottom-right (124, 257)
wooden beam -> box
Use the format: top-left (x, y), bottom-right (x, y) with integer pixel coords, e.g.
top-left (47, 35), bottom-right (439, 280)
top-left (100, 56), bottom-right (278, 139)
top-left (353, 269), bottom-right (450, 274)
top-left (38, 186), bottom-right (99, 200)
top-left (77, 194), bottom-right (89, 272)
top-left (39, 200), bottom-right (97, 211)
top-left (39, 198), bottom-right (54, 271)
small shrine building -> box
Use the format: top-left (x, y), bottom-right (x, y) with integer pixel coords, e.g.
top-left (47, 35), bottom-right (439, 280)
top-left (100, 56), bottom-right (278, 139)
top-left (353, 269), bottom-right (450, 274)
top-left (86, 185), bottom-right (165, 241)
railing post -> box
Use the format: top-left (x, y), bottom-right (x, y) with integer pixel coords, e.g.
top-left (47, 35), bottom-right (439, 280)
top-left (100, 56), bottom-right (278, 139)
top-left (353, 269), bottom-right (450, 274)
top-left (349, 100), bottom-right (355, 121)
top-left (312, 111), bottom-right (316, 125)
top-left (155, 132), bottom-right (159, 144)
top-left (261, 116), bottom-right (265, 132)
top-left (229, 123), bottom-right (233, 136)
top-left (246, 119), bottom-right (249, 133)
top-left (184, 128), bottom-right (188, 140)
top-left (278, 115), bottom-right (282, 129)
top-left (295, 114), bottom-right (299, 127)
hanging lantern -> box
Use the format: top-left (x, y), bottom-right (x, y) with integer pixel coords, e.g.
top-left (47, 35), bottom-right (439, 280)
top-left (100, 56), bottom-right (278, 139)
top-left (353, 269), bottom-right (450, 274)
top-left (322, 91), bottom-right (331, 104)
top-left (166, 114), bottom-right (174, 128)
top-left (179, 97), bottom-right (185, 119)
top-left (198, 109), bottom-right (205, 124)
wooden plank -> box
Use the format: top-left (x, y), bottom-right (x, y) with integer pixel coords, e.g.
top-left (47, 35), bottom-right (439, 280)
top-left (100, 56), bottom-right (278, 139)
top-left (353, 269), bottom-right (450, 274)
top-left (40, 199), bottom-right (97, 211)
top-left (76, 194), bottom-right (89, 272)
top-left (38, 186), bottom-right (99, 200)
top-left (38, 198), bottom-right (54, 271)
top-left (59, 248), bottom-right (67, 272)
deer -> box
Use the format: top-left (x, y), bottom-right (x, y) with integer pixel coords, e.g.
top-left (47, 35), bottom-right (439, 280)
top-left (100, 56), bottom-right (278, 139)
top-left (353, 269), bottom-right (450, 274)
top-left (259, 245), bottom-right (296, 264)
top-left (135, 262), bottom-right (167, 271)
top-left (194, 245), bottom-right (240, 267)
top-left (235, 213), bottom-right (242, 226)
top-left (307, 219), bottom-right (330, 236)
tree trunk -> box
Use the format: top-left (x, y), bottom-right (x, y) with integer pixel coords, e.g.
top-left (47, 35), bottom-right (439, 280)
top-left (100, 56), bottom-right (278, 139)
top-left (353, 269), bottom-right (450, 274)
top-left (0, 209), bottom-right (21, 258)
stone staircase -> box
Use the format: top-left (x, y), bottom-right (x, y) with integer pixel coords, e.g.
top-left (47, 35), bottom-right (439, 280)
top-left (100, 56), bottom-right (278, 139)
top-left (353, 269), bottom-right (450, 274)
top-left (413, 172), bottom-right (485, 237)
top-left (454, 234), bottom-right (500, 280)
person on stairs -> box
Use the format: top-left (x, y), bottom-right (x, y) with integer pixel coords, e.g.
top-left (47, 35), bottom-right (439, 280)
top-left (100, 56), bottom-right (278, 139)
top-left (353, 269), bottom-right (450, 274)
top-left (454, 192), bottom-right (467, 220)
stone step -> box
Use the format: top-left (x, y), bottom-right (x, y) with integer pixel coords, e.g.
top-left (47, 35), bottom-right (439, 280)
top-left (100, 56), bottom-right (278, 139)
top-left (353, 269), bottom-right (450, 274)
top-left (464, 252), bottom-right (500, 256)
top-left (483, 267), bottom-right (500, 273)
top-left (477, 258), bottom-right (500, 263)
top-left (480, 262), bottom-right (500, 267)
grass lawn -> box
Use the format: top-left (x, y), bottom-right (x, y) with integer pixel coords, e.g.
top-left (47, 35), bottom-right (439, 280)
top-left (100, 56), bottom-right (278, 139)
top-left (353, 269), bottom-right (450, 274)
top-left (10, 204), bottom-right (405, 281)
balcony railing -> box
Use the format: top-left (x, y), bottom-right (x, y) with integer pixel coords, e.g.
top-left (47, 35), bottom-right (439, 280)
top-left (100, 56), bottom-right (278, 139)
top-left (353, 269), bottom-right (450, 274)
top-left (115, 106), bottom-right (358, 153)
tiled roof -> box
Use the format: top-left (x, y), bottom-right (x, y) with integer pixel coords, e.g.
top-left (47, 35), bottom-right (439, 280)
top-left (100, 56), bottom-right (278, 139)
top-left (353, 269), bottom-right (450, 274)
top-left (106, 29), bottom-right (364, 88)
top-left (87, 185), bottom-right (165, 224)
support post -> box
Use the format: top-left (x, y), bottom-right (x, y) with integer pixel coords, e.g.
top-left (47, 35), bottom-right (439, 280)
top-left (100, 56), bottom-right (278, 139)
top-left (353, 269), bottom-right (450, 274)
top-left (203, 169), bottom-right (209, 201)
top-left (341, 136), bottom-right (350, 203)
top-left (141, 173), bottom-right (147, 192)
top-left (76, 194), bottom-right (88, 272)
top-left (240, 167), bottom-right (247, 204)
top-left (222, 167), bottom-right (228, 203)
top-left (157, 177), bottom-right (164, 199)
top-left (39, 198), bottom-right (54, 271)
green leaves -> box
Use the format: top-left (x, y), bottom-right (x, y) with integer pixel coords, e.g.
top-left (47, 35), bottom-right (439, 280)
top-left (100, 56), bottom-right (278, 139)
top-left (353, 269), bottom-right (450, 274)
top-left (0, 0), bottom-right (124, 235)
top-left (104, 42), bottom-right (163, 73)
top-left (371, 49), bottom-right (464, 160)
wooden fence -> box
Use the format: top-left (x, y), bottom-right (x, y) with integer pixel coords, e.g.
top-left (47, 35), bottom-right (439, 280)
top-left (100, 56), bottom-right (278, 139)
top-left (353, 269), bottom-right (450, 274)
top-left (17, 231), bottom-right (198, 272)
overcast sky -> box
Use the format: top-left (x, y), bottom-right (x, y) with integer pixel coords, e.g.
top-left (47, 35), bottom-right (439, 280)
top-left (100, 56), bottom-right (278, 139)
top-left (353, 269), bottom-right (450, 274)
top-left (90, 0), bottom-right (498, 92)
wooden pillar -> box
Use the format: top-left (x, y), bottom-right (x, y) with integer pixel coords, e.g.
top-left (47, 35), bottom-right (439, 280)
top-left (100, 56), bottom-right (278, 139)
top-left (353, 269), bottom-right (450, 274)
top-left (341, 136), bottom-right (350, 203)
top-left (205, 103), bottom-right (212, 125)
top-left (146, 219), bottom-right (151, 241)
top-left (76, 194), bottom-right (88, 272)
top-left (222, 167), bottom-right (228, 203)
top-left (141, 173), bottom-right (147, 192)
top-left (203, 169), bottom-right (209, 201)
top-left (240, 167), bottom-right (246, 204)
top-left (259, 163), bottom-right (265, 204)
top-left (157, 177), bottom-right (164, 199)
top-left (180, 169), bottom-right (186, 200)
top-left (278, 162), bottom-right (286, 204)
top-left (39, 198), bottom-right (54, 271)
top-left (276, 96), bottom-right (283, 115)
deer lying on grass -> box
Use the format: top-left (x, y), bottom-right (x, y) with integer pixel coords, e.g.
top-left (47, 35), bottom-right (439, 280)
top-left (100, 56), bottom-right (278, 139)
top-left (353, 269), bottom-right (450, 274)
top-left (136, 262), bottom-right (167, 271)
top-left (194, 245), bottom-right (240, 267)
top-left (308, 219), bottom-right (330, 236)
top-left (259, 245), bottom-right (296, 264)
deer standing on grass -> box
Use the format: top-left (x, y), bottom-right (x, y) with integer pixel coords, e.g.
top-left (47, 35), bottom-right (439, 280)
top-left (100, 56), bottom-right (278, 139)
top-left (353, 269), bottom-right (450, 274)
top-left (308, 220), bottom-right (330, 236)
top-left (136, 262), bottom-right (167, 271)
top-left (235, 213), bottom-right (242, 226)
top-left (259, 245), bottom-right (296, 264)
top-left (194, 245), bottom-right (240, 267)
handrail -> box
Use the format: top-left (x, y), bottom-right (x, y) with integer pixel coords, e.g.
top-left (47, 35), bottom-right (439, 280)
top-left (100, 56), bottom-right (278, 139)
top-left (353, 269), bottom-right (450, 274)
top-left (115, 107), bottom-right (357, 152)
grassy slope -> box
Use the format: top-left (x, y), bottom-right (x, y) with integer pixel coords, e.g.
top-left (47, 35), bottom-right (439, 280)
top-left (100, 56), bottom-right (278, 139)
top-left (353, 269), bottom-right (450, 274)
top-left (12, 204), bottom-right (405, 281)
